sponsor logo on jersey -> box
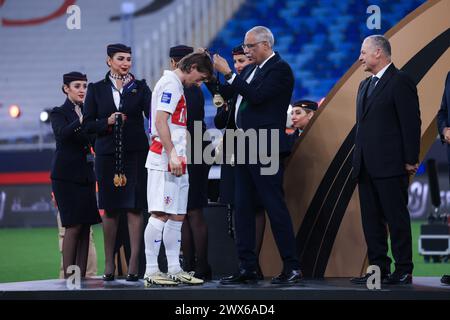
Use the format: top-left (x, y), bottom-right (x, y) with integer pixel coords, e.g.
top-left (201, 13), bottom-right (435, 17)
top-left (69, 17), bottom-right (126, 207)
top-left (161, 92), bottom-right (172, 104)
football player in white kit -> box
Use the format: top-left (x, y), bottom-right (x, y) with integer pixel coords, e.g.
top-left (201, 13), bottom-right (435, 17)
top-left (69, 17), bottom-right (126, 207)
top-left (144, 51), bottom-right (213, 286)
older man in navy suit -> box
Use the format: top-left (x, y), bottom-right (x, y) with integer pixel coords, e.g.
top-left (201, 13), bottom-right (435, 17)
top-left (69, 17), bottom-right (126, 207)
top-left (213, 26), bottom-right (302, 285)
top-left (351, 35), bottom-right (421, 286)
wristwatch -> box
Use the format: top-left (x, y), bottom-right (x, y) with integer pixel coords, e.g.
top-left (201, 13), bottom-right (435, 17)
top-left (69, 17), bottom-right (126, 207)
top-left (224, 71), bottom-right (234, 81)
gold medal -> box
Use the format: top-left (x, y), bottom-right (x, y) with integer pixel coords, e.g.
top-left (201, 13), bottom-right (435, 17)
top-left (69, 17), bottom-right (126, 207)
top-left (120, 174), bottom-right (127, 187)
top-left (213, 93), bottom-right (225, 108)
top-left (113, 174), bottom-right (121, 187)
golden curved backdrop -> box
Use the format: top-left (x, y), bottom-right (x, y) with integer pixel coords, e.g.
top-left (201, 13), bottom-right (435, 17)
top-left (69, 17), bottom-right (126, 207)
top-left (260, 0), bottom-right (450, 277)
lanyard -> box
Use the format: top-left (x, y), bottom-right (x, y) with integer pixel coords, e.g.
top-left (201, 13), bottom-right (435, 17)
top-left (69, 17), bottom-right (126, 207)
top-left (110, 82), bottom-right (126, 187)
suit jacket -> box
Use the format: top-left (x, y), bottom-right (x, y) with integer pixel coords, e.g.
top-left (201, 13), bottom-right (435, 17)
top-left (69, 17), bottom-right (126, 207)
top-left (228, 52), bottom-right (294, 155)
top-left (436, 71), bottom-right (450, 149)
top-left (353, 64), bottom-right (421, 179)
top-left (50, 99), bottom-right (95, 184)
top-left (83, 72), bottom-right (151, 155)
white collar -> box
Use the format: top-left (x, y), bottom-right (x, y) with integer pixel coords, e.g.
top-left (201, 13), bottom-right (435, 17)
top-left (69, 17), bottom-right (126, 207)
top-left (373, 62), bottom-right (392, 80)
top-left (257, 51), bottom-right (275, 69)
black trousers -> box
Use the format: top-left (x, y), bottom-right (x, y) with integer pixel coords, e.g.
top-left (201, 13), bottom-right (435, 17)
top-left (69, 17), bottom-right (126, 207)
top-left (358, 163), bottom-right (413, 275)
top-left (234, 162), bottom-right (300, 273)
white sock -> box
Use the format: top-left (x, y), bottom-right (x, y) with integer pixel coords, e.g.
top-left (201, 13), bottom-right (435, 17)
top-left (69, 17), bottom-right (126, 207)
top-left (144, 216), bottom-right (166, 275)
top-left (163, 219), bottom-right (183, 274)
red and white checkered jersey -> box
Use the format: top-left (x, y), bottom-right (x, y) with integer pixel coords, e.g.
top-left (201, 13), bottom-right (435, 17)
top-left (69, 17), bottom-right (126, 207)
top-left (146, 70), bottom-right (187, 171)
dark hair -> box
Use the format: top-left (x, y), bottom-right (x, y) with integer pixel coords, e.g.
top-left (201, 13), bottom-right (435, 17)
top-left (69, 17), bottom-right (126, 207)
top-left (61, 81), bottom-right (86, 95)
top-left (171, 56), bottom-right (182, 63)
top-left (177, 52), bottom-right (214, 80)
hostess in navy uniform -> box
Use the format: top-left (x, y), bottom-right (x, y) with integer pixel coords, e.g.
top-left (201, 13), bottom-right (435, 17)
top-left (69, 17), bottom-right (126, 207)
top-left (50, 72), bottom-right (101, 227)
top-left (286, 99), bottom-right (318, 150)
top-left (83, 45), bottom-right (151, 212)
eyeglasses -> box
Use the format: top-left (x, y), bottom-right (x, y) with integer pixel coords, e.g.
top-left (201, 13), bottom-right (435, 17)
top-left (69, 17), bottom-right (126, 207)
top-left (241, 41), bottom-right (266, 49)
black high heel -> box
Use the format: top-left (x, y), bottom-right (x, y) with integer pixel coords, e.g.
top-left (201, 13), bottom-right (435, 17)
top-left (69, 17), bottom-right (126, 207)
top-left (126, 274), bottom-right (139, 282)
top-left (102, 273), bottom-right (115, 281)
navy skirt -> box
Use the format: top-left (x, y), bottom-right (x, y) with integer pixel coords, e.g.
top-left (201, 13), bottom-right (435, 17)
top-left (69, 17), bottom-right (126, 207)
top-left (95, 151), bottom-right (148, 211)
top-left (52, 180), bottom-right (101, 227)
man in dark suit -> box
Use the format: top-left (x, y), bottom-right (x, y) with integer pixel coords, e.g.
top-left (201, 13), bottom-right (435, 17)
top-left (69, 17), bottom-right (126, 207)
top-left (351, 35), bottom-right (421, 285)
top-left (213, 26), bottom-right (302, 285)
top-left (208, 45), bottom-right (267, 280)
top-left (436, 71), bottom-right (450, 286)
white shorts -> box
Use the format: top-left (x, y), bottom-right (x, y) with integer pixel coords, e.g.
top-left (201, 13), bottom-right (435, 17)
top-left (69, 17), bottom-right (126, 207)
top-left (147, 169), bottom-right (189, 215)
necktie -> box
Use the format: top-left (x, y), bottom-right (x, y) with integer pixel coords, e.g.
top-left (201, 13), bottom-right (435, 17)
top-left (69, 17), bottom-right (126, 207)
top-left (252, 66), bottom-right (261, 80)
top-left (74, 105), bottom-right (82, 119)
top-left (367, 76), bottom-right (379, 98)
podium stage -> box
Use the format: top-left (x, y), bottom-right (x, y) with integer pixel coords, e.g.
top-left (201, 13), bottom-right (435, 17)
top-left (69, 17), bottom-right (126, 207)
top-left (0, 277), bottom-right (448, 300)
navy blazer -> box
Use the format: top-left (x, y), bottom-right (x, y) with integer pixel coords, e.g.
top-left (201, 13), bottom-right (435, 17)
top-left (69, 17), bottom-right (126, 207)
top-left (228, 52), bottom-right (294, 154)
top-left (50, 99), bottom-right (95, 184)
top-left (436, 72), bottom-right (450, 142)
top-left (353, 64), bottom-right (421, 179)
top-left (83, 72), bottom-right (151, 155)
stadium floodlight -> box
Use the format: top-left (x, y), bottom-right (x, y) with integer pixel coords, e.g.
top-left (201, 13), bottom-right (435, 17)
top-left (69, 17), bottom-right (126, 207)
top-left (9, 105), bottom-right (21, 118)
top-left (40, 109), bottom-right (51, 123)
